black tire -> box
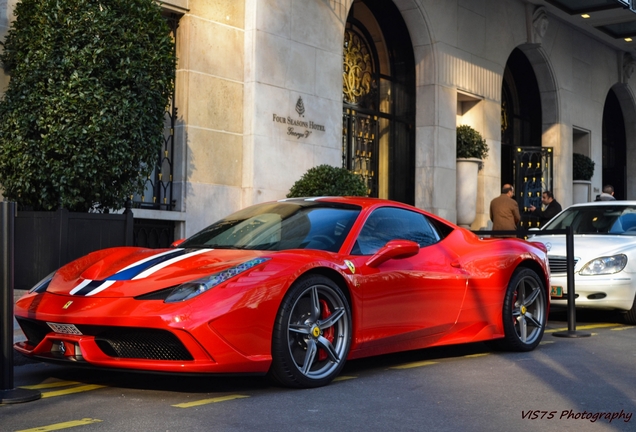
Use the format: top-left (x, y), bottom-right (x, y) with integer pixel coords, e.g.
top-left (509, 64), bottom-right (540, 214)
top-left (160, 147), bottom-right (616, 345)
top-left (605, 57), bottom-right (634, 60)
top-left (269, 274), bottom-right (352, 388)
top-left (623, 295), bottom-right (636, 324)
top-left (493, 267), bottom-right (547, 352)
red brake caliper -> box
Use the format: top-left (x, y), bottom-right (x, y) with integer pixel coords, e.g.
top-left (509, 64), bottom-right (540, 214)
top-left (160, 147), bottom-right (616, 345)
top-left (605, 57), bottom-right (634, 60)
top-left (318, 299), bottom-right (334, 361)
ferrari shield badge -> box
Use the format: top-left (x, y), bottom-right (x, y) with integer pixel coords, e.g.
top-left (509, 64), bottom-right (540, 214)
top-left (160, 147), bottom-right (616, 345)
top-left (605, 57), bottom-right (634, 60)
top-left (62, 301), bottom-right (73, 310)
top-left (345, 260), bottom-right (356, 274)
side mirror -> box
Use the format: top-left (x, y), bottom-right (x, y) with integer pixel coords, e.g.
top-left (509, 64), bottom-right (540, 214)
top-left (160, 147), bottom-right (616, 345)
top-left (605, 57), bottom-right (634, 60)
top-left (171, 239), bottom-right (186, 248)
top-left (366, 240), bottom-right (420, 268)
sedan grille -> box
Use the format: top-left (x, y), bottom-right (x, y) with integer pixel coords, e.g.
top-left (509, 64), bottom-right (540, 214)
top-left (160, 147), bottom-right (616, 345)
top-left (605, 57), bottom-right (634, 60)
top-left (548, 256), bottom-right (579, 274)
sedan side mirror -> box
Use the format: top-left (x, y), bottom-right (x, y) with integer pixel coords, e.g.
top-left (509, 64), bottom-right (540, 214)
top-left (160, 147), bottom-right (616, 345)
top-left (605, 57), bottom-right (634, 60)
top-left (366, 240), bottom-right (420, 268)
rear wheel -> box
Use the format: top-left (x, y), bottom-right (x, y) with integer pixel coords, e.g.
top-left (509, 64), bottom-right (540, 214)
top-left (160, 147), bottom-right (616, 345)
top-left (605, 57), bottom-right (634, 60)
top-left (495, 267), bottom-right (547, 351)
top-left (269, 274), bottom-right (352, 388)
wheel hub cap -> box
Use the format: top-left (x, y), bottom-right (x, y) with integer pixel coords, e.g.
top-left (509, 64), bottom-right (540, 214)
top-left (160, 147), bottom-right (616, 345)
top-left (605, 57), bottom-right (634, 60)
top-left (520, 305), bottom-right (527, 315)
top-left (311, 325), bottom-right (321, 338)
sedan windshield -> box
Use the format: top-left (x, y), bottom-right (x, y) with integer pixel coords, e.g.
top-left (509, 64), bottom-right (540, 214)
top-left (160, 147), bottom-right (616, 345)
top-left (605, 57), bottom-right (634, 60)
top-left (180, 201), bottom-right (361, 252)
top-left (542, 205), bottom-right (636, 235)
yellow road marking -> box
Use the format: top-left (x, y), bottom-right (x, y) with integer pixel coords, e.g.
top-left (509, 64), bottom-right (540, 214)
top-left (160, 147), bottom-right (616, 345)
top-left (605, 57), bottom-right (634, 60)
top-left (611, 326), bottom-right (635, 331)
top-left (545, 323), bottom-right (621, 333)
top-left (464, 353), bottom-right (489, 358)
top-left (20, 381), bottom-right (81, 390)
top-left (40, 384), bottom-right (106, 398)
top-left (173, 394), bottom-right (250, 408)
top-left (390, 360), bottom-right (438, 370)
top-left (16, 418), bottom-right (102, 432)
top-left (333, 375), bottom-right (357, 382)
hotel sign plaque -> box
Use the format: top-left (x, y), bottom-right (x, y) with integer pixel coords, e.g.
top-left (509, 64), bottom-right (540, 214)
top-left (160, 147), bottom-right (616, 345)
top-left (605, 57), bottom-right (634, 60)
top-left (272, 96), bottom-right (326, 139)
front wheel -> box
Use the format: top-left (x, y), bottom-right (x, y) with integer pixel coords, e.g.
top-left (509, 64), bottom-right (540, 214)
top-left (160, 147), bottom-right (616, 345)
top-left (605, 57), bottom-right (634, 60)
top-left (495, 267), bottom-right (547, 351)
top-left (269, 274), bottom-right (352, 388)
top-left (623, 294), bottom-right (636, 324)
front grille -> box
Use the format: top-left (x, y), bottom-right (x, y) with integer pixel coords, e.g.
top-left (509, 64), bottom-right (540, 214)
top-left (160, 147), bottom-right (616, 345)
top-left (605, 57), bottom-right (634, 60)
top-left (548, 255), bottom-right (579, 274)
top-left (15, 318), bottom-right (193, 361)
top-left (94, 329), bottom-right (193, 361)
top-left (16, 317), bottom-right (50, 346)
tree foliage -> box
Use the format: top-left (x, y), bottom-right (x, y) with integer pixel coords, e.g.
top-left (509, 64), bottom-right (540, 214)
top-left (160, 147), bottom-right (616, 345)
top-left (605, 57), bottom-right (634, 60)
top-left (0, 0), bottom-right (175, 211)
top-left (287, 164), bottom-right (368, 198)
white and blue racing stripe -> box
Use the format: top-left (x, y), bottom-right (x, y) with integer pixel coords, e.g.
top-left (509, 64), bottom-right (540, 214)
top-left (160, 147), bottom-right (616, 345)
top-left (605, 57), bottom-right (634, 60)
top-left (70, 248), bottom-right (212, 296)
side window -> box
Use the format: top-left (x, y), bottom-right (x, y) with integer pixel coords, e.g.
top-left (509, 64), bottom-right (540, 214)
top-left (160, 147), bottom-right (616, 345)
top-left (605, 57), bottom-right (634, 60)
top-left (352, 207), bottom-right (441, 255)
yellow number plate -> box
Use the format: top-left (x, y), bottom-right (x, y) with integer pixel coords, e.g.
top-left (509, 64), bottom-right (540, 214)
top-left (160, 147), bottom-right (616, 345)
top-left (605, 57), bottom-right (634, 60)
top-left (550, 286), bottom-right (563, 298)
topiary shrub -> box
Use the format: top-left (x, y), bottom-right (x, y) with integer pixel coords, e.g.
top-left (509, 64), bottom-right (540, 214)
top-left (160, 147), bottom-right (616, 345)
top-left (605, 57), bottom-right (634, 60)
top-left (287, 164), bottom-right (367, 198)
top-left (573, 153), bottom-right (595, 181)
top-left (0, 0), bottom-right (175, 211)
top-left (456, 125), bottom-right (488, 160)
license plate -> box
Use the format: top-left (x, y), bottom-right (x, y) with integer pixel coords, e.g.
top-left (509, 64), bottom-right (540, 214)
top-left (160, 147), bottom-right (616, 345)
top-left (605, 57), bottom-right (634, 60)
top-left (47, 322), bottom-right (83, 335)
top-left (550, 286), bottom-right (563, 298)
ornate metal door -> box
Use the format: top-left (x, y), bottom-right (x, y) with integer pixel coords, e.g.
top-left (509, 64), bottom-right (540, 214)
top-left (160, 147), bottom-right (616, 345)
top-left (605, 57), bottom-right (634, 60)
top-left (342, 110), bottom-right (378, 197)
top-left (342, 7), bottom-right (415, 204)
top-left (514, 147), bottom-right (553, 229)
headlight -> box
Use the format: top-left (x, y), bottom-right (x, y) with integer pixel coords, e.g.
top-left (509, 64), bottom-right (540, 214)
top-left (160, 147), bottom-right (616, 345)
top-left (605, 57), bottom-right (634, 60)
top-left (29, 271), bottom-right (56, 294)
top-left (164, 258), bottom-right (270, 303)
top-left (579, 254), bottom-right (627, 275)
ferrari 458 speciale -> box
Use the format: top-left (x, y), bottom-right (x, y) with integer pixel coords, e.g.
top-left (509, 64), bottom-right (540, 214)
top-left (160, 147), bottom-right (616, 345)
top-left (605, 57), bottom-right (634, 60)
top-left (15, 197), bottom-right (550, 388)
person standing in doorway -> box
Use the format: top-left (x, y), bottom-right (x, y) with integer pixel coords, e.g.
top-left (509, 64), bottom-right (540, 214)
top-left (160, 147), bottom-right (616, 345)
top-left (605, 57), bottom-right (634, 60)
top-left (490, 184), bottom-right (521, 231)
top-left (528, 190), bottom-right (562, 227)
top-left (597, 184), bottom-right (616, 201)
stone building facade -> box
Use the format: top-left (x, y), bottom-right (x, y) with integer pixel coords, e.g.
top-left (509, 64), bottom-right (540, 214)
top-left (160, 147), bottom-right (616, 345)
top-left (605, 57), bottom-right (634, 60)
top-left (2, 0), bottom-right (636, 239)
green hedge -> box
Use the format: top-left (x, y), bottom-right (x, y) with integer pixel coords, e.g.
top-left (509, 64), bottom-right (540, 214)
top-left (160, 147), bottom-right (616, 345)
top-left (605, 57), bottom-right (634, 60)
top-left (456, 125), bottom-right (488, 160)
top-left (573, 153), bottom-right (595, 181)
top-left (287, 165), bottom-right (367, 198)
top-left (0, 0), bottom-right (175, 211)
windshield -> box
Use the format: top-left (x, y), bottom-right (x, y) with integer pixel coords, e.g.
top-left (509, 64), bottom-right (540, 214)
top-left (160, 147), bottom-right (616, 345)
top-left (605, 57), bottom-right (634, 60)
top-left (180, 201), bottom-right (361, 252)
top-left (542, 205), bottom-right (636, 235)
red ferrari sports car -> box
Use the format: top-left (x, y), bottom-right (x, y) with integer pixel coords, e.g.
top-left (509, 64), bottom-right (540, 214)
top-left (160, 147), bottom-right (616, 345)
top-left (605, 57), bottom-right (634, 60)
top-left (14, 197), bottom-right (549, 388)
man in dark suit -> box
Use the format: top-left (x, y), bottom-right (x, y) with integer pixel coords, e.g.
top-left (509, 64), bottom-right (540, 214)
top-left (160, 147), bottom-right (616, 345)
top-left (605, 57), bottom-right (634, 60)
top-left (528, 190), bottom-right (562, 227)
top-left (489, 184), bottom-right (521, 231)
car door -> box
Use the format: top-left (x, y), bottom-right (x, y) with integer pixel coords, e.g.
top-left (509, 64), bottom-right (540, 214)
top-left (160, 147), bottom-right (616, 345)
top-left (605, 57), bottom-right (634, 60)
top-left (349, 207), bottom-right (468, 348)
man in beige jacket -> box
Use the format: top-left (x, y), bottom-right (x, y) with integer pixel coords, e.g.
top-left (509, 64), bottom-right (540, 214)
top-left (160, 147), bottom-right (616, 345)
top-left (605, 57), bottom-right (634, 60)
top-left (489, 184), bottom-right (521, 231)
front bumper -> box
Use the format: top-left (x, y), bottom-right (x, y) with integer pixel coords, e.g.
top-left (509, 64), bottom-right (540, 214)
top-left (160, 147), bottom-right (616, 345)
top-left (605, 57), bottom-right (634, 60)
top-left (13, 291), bottom-right (272, 374)
top-left (549, 273), bottom-right (636, 311)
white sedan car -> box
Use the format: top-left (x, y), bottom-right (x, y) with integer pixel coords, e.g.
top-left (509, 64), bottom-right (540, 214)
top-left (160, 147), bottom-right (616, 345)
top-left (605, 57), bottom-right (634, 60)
top-left (529, 201), bottom-right (636, 323)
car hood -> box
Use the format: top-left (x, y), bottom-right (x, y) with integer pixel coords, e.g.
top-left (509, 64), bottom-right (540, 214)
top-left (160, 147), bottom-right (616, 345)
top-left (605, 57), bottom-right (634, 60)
top-left (528, 234), bottom-right (636, 268)
top-left (46, 247), bottom-right (279, 298)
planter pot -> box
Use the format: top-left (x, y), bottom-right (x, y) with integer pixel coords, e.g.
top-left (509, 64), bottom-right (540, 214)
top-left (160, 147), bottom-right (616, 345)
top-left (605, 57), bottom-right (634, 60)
top-left (456, 158), bottom-right (482, 227)
top-left (573, 180), bottom-right (592, 204)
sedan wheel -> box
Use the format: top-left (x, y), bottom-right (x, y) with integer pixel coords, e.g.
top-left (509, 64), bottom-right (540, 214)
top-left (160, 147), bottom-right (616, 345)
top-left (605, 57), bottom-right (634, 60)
top-left (497, 267), bottom-right (547, 351)
top-left (624, 295), bottom-right (636, 324)
top-left (269, 275), bottom-right (351, 388)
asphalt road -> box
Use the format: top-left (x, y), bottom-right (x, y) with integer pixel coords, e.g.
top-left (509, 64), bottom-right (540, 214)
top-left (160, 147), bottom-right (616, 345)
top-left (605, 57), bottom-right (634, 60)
top-left (2, 308), bottom-right (636, 432)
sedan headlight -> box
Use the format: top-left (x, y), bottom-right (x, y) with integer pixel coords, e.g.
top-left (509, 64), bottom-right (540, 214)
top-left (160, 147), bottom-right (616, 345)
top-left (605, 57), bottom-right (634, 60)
top-left (579, 254), bottom-right (627, 276)
top-left (164, 258), bottom-right (270, 303)
top-left (29, 271), bottom-right (56, 294)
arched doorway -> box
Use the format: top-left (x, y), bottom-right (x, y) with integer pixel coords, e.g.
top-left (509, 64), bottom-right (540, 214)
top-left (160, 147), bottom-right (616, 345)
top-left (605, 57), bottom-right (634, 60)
top-left (342, 0), bottom-right (415, 204)
top-left (602, 89), bottom-right (627, 200)
top-left (501, 48), bottom-right (551, 228)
